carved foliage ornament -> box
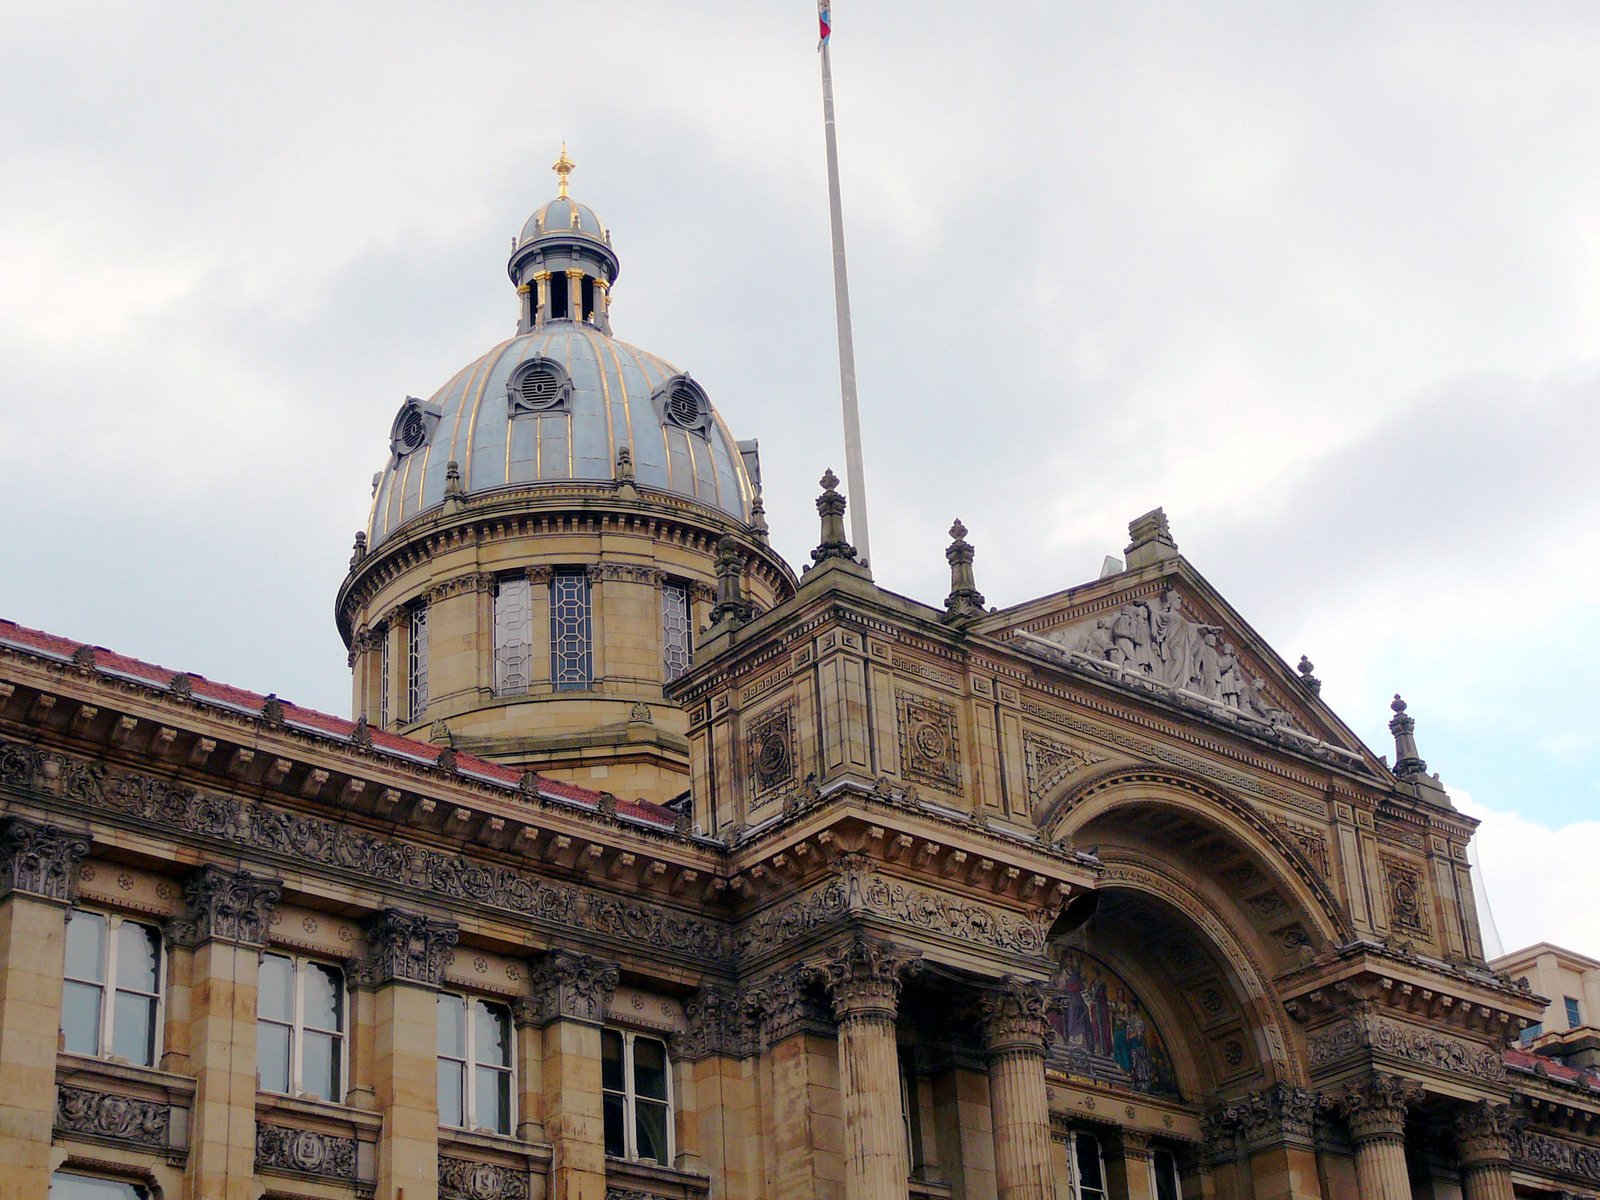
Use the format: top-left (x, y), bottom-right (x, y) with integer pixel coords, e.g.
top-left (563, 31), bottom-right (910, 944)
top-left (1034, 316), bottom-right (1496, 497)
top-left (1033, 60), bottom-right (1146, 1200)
top-left (440, 1155), bottom-right (530, 1200)
top-left (895, 690), bottom-right (961, 793)
top-left (1205, 1083), bottom-right (1321, 1153)
top-left (807, 933), bottom-right (922, 1021)
top-left (1, 815), bottom-right (90, 902)
top-left (1021, 733), bottom-right (1105, 816)
top-left (1380, 853), bottom-right (1431, 936)
top-left (1513, 1129), bottom-right (1600, 1184)
top-left (743, 964), bottom-right (832, 1047)
top-left (55, 1085), bottom-right (170, 1149)
top-left (1454, 1101), bottom-right (1518, 1167)
top-left (526, 949), bottom-right (619, 1026)
top-left (255, 1123), bottom-right (357, 1181)
top-left (359, 908), bottom-right (459, 988)
top-left (977, 976), bottom-right (1053, 1057)
top-left (1335, 1074), bottom-right (1425, 1145)
top-left (1309, 1016), bottom-right (1504, 1081)
top-left (676, 984), bottom-right (758, 1063)
top-left (168, 864), bottom-right (282, 948)
top-left (747, 704), bottom-right (795, 796)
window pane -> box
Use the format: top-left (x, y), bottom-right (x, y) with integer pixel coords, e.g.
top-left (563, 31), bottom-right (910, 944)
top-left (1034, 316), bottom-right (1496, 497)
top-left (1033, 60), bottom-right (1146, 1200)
top-left (601, 1029), bottom-right (624, 1092)
top-left (662, 582), bottom-right (692, 682)
top-left (303, 963), bottom-right (343, 1031)
top-left (475, 1001), bottom-right (512, 1067)
top-left (112, 992), bottom-right (157, 1066)
top-left (476, 1065), bottom-right (512, 1134)
top-left (437, 993), bottom-right (466, 1057)
top-left (632, 1036), bottom-right (668, 1101)
top-left (61, 980), bottom-right (102, 1056)
top-left (550, 571), bottom-right (592, 690)
top-left (115, 922), bottom-right (160, 993)
top-left (409, 604), bottom-right (430, 717)
top-left (64, 912), bottom-right (106, 983)
top-left (602, 1092), bottom-right (626, 1158)
top-left (1075, 1134), bottom-right (1104, 1192)
top-left (257, 1021), bottom-right (290, 1093)
top-left (258, 954), bottom-right (293, 1021)
top-left (302, 1030), bottom-right (340, 1101)
top-left (494, 578), bottom-right (534, 695)
top-left (635, 1099), bottom-right (669, 1165)
top-left (49, 1173), bottom-right (147, 1199)
top-left (438, 1059), bottom-right (465, 1128)
top-left (1154, 1150), bottom-right (1181, 1200)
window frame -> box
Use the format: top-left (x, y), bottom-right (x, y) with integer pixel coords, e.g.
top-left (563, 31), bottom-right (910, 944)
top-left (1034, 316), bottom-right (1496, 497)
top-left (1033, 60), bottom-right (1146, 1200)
top-left (549, 569), bottom-right (594, 691)
top-left (62, 909), bottom-right (165, 1068)
top-left (48, 1172), bottom-right (150, 1200)
top-left (1566, 996), bottom-right (1583, 1028)
top-left (601, 1027), bottom-right (674, 1167)
top-left (407, 602), bottom-right (429, 720)
top-left (436, 991), bottom-right (517, 1136)
top-left (256, 952), bottom-right (348, 1103)
top-left (379, 625), bottom-right (391, 728)
top-left (1150, 1147), bottom-right (1183, 1200)
top-left (661, 579), bottom-right (692, 684)
top-left (1065, 1129), bottom-right (1108, 1200)
top-left (492, 575), bottom-right (535, 697)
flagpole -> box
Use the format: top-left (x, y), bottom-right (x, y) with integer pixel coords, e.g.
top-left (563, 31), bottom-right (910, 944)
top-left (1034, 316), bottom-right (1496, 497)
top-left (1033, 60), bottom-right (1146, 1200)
top-left (818, 5), bottom-right (872, 565)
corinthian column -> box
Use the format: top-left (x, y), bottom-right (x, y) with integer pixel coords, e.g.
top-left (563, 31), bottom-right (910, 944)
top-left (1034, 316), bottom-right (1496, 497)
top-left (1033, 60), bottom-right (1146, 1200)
top-left (811, 933), bottom-right (922, 1200)
top-left (978, 977), bottom-right (1055, 1200)
top-left (1453, 1101), bottom-right (1517, 1200)
top-left (1336, 1074), bottom-right (1424, 1200)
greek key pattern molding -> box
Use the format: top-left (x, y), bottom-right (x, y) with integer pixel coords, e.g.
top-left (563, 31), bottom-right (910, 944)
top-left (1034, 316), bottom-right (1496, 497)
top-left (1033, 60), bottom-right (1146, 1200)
top-left (439, 1155), bottom-right (530, 1200)
top-left (255, 1123), bottom-right (358, 1182)
top-left (1307, 1015), bottom-right (1503, 1081)
top-left (55, 1085), bottom-right (172, 1151)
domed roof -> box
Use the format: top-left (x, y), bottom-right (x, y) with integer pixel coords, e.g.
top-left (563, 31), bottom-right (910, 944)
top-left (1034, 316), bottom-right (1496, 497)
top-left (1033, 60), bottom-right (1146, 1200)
top-left (368, 323), bottom-right (755, 546)
top-left (518, 196), bottom-right (608, 244)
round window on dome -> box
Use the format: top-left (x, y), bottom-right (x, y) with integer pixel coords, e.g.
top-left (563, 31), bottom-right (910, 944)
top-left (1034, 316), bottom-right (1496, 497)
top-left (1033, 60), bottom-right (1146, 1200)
top-left (388, 396), bottom-right (441, 461)
top-left (653, 374), bottom-right (710, 435)
top-left (507, 358), bottom-right (572, 417)
top-left (666, 385), bottom-right (702, 427)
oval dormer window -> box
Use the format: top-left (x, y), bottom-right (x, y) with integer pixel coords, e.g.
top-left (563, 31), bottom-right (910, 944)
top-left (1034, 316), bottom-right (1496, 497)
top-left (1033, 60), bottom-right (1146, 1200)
top-left (507, 358), bottom-right (572, 417)
top-left (652, 374), bottom-right (711, 435)
top-left (388, 396), bottom-right (442, 461)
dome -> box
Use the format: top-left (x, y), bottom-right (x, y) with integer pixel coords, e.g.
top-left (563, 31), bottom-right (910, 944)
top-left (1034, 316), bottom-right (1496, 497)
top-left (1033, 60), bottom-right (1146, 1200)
top-left (368, 323), bottom-right (755, 545)
top-left (518, 196), bottom-right (608, 244)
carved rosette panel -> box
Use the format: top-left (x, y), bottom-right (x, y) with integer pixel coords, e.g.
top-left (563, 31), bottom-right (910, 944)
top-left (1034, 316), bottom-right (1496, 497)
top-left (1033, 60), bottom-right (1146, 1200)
top-left (1380, 853), bottom-right (1431, 936)
top-left (1021, 733), bottom-right (1104, 815)
top-left (895, 690), bottom-right (961, 793)
top-left (255, 1123), bottom-right (357, 1181)
top-left (976, 976), bottom-right (1053, 1059)
top-left (527, 949), bottom-right (619, 1026)
top-left (1335, 1074), bottom-right (1424, 1145)
top-left (808, 933), bottom-right (922, 1022)
top-left (439, 1155), bottom-right (530, 1200)
top-left (747, 704), bottom-right (795, 797)
top-left (168, 865), bottom-right (282, 947)
top-left (1206, 1083), bottom-right (1321, 1153)
top-left (676, 985), bottom-right (758, 1062)
top-left (55, 1085), bottom-right (171, 1150)
top-left (1, 816), bottom-right (90, 902)
top-left (358, 908), bottom-right (459, 987)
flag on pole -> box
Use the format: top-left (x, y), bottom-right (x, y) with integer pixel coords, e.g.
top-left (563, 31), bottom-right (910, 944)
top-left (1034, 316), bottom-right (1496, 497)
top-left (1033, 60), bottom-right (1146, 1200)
top-left (818, 0), bottom-right (831, 47)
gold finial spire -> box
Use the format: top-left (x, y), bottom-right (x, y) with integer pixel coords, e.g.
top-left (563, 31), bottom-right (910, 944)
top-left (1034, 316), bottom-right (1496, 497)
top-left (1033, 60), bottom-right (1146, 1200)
top-left (553, 141), bottom-right (575, 199)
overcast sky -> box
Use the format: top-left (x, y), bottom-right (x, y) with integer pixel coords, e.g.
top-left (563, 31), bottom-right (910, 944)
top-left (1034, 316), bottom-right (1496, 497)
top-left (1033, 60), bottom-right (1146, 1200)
top-left (2, 3), bottom-right (1597, 958)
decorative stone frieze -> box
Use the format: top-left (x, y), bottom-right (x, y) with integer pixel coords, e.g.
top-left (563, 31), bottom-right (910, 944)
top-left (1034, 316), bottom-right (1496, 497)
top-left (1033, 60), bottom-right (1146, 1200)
top-left (1308, 1015), bottom-right (1505, 1081)
top-left (976, 976), bottom-right (1053, 1060)
top-left (1335, 1074), bottom-right (1425, 1145)
top-left (1207, 1083), bottom-right (1322, 1153)
top-left (1513, 1130), bottom-right (1600, 1185)
top-left (0, 815), bottom-right (89, 902)
top-left (55, 1085), bottom-right (171, 1150)
top-left (358, 908), bottom-right (459, 987)
top-left (1454, 1101), bottom-right (1517, 1166)
top-left (605, 1189), bottom-right (669, 1200)
top-left (255, 1123), bottom-right (358, 1182)
top-left (167, 864), bottom-right (281, 947)
top-left (439, 1155), bottom-right (530, 1200)
top-left (745, 964), bottom-right (833, 1045)
top-left (526, 949), bottom-right (619, 1025)
top-left (676, 985), bottom-right (757, 1062)
top-left (808, 932), bottom-right (922, 1022)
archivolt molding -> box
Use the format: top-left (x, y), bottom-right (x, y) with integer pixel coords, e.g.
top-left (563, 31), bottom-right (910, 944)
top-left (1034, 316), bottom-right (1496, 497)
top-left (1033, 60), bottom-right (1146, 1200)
top-left (1092, 850), bottom-right (1309, 1088)
top-left (1041, 764), bottom-right (1351, 945)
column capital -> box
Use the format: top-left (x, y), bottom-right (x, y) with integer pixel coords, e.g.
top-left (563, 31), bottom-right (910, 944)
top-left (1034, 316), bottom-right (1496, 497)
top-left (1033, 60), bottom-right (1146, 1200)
top-left (1453, 1100), bottom-right (1518, 1167)
top-left (808, 932), bottom-right (922, 1022)
top-left (1208, 1083), bottom-right (1323, 1154)
top-left (745, 964), bottom-right (833, 1045)
top-left (1336, 1073), bottom-right (1425, 1145)
top-left (355, 908), bottom-right (459, 987)
top-left (0, 816), bottom-right (90, 903)
top-left (167, 864), bottom-right (281, 948)
top-left (674, 985), bottom-right (758, 1062)
top-left (526, 949), bottom-right (619, 1026)
top-left (976, 976), bottom-right (1053, 1059)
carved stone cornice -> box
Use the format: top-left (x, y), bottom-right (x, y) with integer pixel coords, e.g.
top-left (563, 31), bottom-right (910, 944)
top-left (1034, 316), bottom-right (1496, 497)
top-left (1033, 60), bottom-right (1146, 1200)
top-left (977, 976), bottom-right (1052, 1060)
top-left (439, 1155), bottom-right (530, 1200)
top-left (357, 908), bottom-right (459, 988)
top-left (55, 1085), bottom-right (171, 1150)
top-left (807, 932), bottom-right (922, 1022)
top-left (255, 1123), bottom-right (357, 1182)
top-left (1207, 1083), bottom-right (1323, 1153)
top-left (0, 815), bottom-right (89, 903)
top-left (526, 949), bottom-right (619, 1026)
top-left (167, 865), bottom-right (281, 948)
top-left (675, 985), bottom-right (758, 1062)
top-left (745, 964), bottom-right (833, 1046)
top-left (1335, 1074), bottom-right (1425, 1145)
top-left (1454, 1101), bottom-right (1518, 1167)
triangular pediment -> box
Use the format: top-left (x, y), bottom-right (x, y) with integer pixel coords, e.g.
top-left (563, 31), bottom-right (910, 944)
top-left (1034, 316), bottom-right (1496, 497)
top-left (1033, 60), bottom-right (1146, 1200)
top-left (975, 559), bottom-right (1385, 775)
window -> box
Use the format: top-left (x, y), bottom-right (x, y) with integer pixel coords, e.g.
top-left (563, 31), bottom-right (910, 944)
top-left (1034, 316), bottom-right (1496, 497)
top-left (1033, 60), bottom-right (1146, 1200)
top-left (437, 993), bottom-right (514, 1135)
top-left (258, 954), bottom-right (345, 1102)
top-left (1151, 1148), bottom-right (1183, 1200)
top-left (899, 1048), bottom-right (926, 1174)
top-left (49, 1174), bottom-right (147, 1200)
top-left (550, 272), bottom-right (569, 320)
top-left (1520, 1021), bottom-right (1544, 1046)
top-left (601, 1029), bottom-right (672, 1166)
top-left (494, 577), bottom-right (534, 695)
top-left (62, 911), bottom-right (162, 1067)
top-left (550, 570), bottom-right (593, 690)
top-left (379, 629), bottom-right (391, 728)
top-left (407, 603), bottom-right (429, 719)
top-left (661, 581), bottom-right (692, 683)
top-left (1066, 1131), bottom-right (1107, 1200)
top-left (1566, 997), bottom-right (1583, 1028)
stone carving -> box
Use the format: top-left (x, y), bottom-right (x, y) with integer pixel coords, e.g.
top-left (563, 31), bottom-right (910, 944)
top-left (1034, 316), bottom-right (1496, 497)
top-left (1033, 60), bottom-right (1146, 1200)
top-left (1272, 816), bottom-right (1331, 879)
top-left (606, 1190), bottom-right (670, 1200)
top-left (747, 705), bottom-right (795, 796)
top-left (811, 468), bottom-right (857, 564)
top-left (1335, 1074), bottom-right (1425, 1144)
top-left (5, 738), bottom-right (729, 966)
top-left (745, 964), bottom-right (833, 1046)
top-left (676, 985), bottom-right (758, 1062)
top-left (168, 864), bottom-right (282, 947)
top-left (359, 908), bottom-right (459, 987)
top-left (527, 949), bottom-right (619, 1025)
top-left (977, 976), bottom-right (1053, 1057)
top-left (1048, 588), bottom-right (1302, 730)
top-left (55, 1085), bottom-right (170, 1149)
top-left (941, 519), bottom-right (986, 624)
top-left (1207, 1083), bottom-right (1321, 1152)
top-left (255, 1123), bottom-right (358, 1181)
top-left (1, 815), bottom-right (90, 901)
top-left (439, 1156), bottom-right (529, 1200)
top-left (1513, 1129), bottom-right (1600, 1184)
top-left (1311, 1015), bottom-right (1505, 1081)
top-left (1022, 733), bottom-right (1106, 815)
top-left (1454, 1101), bottom-right (1517, 1166)
top-left (808, 932), bottom-right (922, 1021)
top-left (895, 690), bottom-right (961, 792)
top-left (1381, 853), bottom-right (1430, 936)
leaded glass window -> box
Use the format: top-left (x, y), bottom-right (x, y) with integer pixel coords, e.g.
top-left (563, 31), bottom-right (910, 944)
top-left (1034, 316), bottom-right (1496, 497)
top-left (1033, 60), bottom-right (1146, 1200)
top-left (62, 911), bottom-right (162, 1067)
top-left (661, 581), bottom-right (691, 683)
top-left (379, 629), bottom-right (391, 728)
top-left (550, 570), bottom-right (592, 690)
top-left (407, 604), bottom-right (429, 719)
top-left (437, 993), bottom-right (515, 1134)
top-left (494, 577), bottom-right (534, 695)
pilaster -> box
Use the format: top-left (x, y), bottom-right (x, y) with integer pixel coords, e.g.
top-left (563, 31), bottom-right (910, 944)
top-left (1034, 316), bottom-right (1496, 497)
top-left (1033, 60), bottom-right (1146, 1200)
top-left (530, 950), bottom-right (618, 1200)
top-left (1206, 1084), bottom-right (1323, 1200)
